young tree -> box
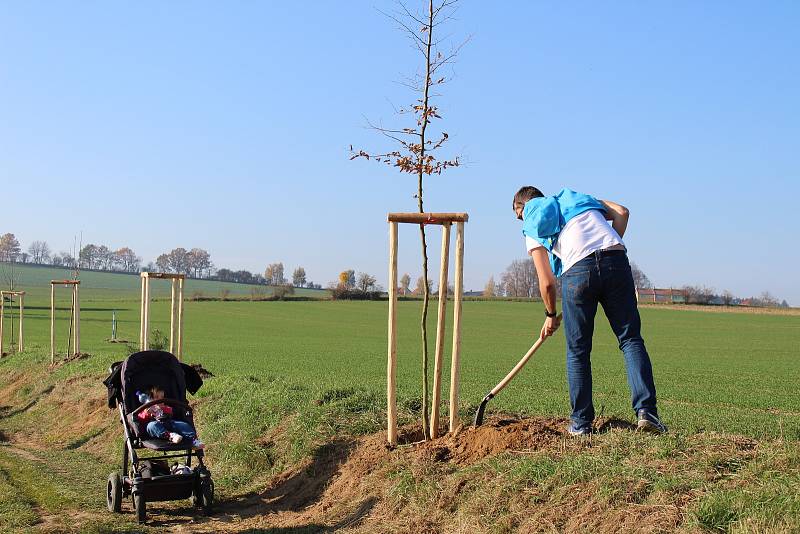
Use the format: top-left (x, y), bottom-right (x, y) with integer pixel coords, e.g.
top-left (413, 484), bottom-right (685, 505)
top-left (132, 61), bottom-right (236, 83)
top-left (351, 0), bottom-right (466, 440)
top-left (292, 267), bottom-right (307, 287)
top-left (28, 241), bottom-right (51, 264)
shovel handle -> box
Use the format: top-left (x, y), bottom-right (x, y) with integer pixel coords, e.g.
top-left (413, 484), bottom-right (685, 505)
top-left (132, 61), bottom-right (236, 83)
top-left (489, 336), bottom-right (546, 396)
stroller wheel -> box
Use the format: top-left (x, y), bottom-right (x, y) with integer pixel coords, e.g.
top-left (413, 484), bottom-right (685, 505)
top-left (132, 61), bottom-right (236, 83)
top-left (106, 472), bottom-right (122, 513)
top-left (134, 491), bottom-right (146, 523)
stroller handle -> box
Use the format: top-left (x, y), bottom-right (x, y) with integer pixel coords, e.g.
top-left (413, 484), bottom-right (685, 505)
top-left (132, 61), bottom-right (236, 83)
top-left (130, 398), bottom-right (192, 418)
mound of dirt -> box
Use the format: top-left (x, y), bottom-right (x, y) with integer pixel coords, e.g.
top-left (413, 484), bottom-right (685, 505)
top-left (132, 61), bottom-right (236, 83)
top-left (414, 416), bottom-right (571, 465)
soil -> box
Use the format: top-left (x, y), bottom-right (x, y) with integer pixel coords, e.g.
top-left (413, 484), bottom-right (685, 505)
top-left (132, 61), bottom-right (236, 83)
top-left (414, 417), bottom-right (569, 465)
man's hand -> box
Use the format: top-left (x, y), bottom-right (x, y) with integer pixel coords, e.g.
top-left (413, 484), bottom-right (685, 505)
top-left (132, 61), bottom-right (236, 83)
top-left (540, 315), bottom-right (561, 339)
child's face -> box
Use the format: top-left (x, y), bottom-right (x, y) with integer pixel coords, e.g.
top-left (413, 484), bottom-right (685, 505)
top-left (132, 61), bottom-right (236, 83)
top-left (151, 388), bottom-right (165, 400)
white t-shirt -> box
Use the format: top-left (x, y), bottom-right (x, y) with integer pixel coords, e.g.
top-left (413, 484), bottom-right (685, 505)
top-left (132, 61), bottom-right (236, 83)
top-left (525, 209), bottom-right (624, 274)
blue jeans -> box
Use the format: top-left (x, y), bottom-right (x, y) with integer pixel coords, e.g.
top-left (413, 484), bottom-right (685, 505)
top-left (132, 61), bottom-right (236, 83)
top-left (146, 419), bottom-right (197, 440)
top-left (561, 250), bottom-right (658, 429)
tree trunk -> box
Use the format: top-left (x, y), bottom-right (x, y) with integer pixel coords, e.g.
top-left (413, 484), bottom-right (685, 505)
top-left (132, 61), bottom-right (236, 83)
top-left (417, 0), bottom-right (435, 441)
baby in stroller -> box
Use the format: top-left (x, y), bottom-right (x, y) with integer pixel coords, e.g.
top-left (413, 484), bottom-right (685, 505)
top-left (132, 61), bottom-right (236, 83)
top-left (137, 385), bottom-right (205, 449)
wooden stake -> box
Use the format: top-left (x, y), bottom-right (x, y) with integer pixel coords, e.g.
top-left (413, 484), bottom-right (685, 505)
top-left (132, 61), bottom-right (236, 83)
top-left (18, 294), bottom-right (23, 352)
top-left (50, 284), bottom-right (56, 364)
top-left (0, 295), bottom-right (4, 357)
top-left (387, 221), bottom-right (399, 446)
top-left (449, 221), bottom-right (465, 433)
top-left (430, 223), bottom-right (451, 438)
top-left (142, 278), bottom-right (150, 351)
top-left (177, 277), bottom-right (184, 359)
top-left (73, 285), bottom-right (80, 355)
top-left (139, 276), bottom-right (146, 349)
top-left (170, 279), bottom-right (177, 354)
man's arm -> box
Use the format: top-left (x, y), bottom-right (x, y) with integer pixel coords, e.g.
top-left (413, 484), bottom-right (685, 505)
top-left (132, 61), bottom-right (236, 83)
top-left (600, 199), bottom-right (630, 238)
top-left (531, 247), bottom-right (561, 338)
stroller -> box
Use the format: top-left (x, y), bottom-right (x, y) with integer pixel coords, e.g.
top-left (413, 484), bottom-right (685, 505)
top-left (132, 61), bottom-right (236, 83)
top-left (103, 350), bottom-right (214, 523)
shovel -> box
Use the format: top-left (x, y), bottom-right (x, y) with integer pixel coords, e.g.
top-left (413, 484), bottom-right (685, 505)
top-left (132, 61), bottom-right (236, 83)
top-left (473, 316), bottom-right (560, 427)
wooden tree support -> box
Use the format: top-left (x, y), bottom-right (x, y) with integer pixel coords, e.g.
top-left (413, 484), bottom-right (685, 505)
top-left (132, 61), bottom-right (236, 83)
top-left (50, 281), bottom-right (80, 364)
top-left (140, 272), bottom-right (185, 359)
top-left (0, 290), bottom-right (25, 356)
top-left (387, 212), bottom-right (468, 445)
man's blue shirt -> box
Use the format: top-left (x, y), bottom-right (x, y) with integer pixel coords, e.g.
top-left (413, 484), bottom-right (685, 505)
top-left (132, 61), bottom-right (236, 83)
top-left (521, 189), bottom-right (606, 277)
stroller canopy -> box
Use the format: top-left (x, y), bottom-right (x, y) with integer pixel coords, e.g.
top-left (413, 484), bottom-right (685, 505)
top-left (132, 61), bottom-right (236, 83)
top-left (104, 351), bottom-right (203, 410)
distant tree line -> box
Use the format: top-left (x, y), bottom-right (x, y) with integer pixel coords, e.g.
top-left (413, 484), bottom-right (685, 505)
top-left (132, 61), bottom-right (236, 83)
top-left (0, 233), bottom-right (144, 274)
top-left (482, 257), bottom-right (788, 308)
top-left (0, 232), bottom-right (324, 291)
top-left (329, 269), bottom-right (383, 300)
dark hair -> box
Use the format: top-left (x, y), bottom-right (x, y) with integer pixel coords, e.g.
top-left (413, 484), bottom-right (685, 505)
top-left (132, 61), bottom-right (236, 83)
top-left (148, 384), bottom-right (165, 397)
top-left (513, 186), bottom-right (544, 219)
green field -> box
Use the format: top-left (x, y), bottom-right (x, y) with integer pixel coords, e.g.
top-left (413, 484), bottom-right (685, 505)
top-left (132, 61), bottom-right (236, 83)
top-left (1, 268), bottom-right (799, 532)
top-left (2, 264), bottom-right (798, 438)
top-left (0, 262), bottom-right (327, 302)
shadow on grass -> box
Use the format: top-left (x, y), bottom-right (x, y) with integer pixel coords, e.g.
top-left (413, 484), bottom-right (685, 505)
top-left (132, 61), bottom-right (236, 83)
top-left (145, 439), bottom-right (369, 530)
top-left (65, 429), bottom-right (105, 450)
top-left (0, 386), bottom-right (55, 420)
top-left (595, 416), bottom-right (637, 433)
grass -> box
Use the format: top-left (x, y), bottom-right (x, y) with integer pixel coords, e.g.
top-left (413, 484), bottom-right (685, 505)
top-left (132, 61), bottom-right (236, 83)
top-left (0, 269), bottom-right (798, 531)
top-left (0, 261), bottom-right (328, 302)
top-left (7, 293), bottom-right (797, 438)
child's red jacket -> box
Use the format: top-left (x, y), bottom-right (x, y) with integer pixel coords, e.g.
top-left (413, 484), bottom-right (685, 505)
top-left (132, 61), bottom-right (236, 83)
top-left (136, 403), bottom-right (173, 423)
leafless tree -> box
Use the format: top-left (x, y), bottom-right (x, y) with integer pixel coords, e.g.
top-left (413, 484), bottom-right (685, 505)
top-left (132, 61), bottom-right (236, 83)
top-left (721, 290), bottom-right (734, 306)
top-left (156, 253), bottom-right (171, 273)
top-left (187, 248), bottom-right (213, 278)
top-left (500, 259), bottom-right (539, 298)
top-left (351, 0), bottom-right (466, 440)
top-left (115, 247), bottom-right (141, 273)
top-left (414, 275), bottom-right (433, 296)
top-left (28, 241), bottom-right (51, 264)
top-left (682, 285), bottom-right (715, 305)
top-left (757, 291), bottom-right (779, 307)
top-left (630, 261), bottom-right (652, 289)
top-left (79, 244), bottom-right (99, 269)
top-left (356, 272), bottom-right (378, 293)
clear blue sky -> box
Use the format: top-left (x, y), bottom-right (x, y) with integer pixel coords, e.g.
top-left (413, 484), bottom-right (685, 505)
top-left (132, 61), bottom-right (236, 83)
top-left (1, 2), bottom-right (798, 304)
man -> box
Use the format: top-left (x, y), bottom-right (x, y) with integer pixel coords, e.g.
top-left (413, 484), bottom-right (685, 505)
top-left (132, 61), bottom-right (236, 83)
top-left (513, 186), bottom-right (666, 435)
